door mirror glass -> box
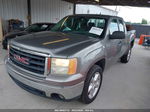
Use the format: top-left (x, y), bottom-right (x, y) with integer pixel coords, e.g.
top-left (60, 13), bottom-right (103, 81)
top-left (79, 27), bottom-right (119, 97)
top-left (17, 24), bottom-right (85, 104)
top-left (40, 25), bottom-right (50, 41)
top-left (109, 31), bottom-right (125, 39)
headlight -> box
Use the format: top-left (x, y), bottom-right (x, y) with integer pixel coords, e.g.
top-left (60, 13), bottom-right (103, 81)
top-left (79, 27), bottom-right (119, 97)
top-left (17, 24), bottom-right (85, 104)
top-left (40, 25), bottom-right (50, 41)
top-left (51, 58), bottom-right (77, 75)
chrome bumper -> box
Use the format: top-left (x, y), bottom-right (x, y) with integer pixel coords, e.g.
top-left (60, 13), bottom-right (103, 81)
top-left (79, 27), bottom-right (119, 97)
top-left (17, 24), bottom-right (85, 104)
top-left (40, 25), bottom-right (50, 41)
top-left (6, 60), bottom-right (84, 100)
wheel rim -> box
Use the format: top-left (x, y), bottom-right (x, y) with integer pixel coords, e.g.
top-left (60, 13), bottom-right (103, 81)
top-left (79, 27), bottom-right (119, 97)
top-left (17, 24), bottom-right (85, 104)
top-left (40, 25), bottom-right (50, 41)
top-left (127, 49), bottom-right (131, 61)
top-left (88, 72), bottom-right (101, 99)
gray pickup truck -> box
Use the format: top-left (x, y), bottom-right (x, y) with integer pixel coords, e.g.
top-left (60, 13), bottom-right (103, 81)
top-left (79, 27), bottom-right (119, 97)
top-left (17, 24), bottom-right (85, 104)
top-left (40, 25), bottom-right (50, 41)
top-left (6, 14), bottom-right (134, 104)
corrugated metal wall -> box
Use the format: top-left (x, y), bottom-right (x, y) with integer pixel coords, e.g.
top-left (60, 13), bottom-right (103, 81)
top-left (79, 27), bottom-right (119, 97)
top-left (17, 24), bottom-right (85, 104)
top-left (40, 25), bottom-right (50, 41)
top-left (0, 0), bottom-right (27, 21)
top-left (0, 0), bottom-right (73, 24)
top-left (31, 0), bottom-right (73, 23)
top-left (132, 24), bottom-right (150, 38)
top-left (0, 0), bottom-right (27, 32)
top-left (76, 5), bottom-right (118, 16)
top-left (0, 0), bottom-right (118, 33)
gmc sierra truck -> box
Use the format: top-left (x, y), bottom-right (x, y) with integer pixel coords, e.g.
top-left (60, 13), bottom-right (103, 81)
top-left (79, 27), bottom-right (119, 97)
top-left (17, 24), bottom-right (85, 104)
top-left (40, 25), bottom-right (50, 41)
top-left (6, 15), bottom-right (134, 104)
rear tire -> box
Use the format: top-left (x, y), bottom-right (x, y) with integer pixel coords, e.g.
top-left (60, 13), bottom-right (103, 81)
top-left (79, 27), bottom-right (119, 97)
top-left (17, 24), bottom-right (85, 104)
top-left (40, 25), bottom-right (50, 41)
top-left (120, 48), bottom-right (132, 63)
top-left (80, 65), bottom-right (103, 104)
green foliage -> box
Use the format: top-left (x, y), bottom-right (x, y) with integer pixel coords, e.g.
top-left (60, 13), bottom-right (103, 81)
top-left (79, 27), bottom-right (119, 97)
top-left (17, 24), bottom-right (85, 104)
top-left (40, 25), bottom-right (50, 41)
top-left (141, 19), bottom-right (148, 24)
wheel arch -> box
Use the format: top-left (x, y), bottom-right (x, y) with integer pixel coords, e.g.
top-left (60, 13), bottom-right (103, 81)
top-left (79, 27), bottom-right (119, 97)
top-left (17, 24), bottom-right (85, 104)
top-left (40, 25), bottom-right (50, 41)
top-left (86, 58), bottom-right (106, 75)
top-left (95, 58), bottom-right (106, 72)
top-left (131, 40), bottom-right (135, 48)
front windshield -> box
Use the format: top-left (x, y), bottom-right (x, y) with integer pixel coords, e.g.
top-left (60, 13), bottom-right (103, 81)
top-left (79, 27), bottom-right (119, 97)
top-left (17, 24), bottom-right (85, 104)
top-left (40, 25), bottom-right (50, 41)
top-left (51, 16), bottom-right (106, 38)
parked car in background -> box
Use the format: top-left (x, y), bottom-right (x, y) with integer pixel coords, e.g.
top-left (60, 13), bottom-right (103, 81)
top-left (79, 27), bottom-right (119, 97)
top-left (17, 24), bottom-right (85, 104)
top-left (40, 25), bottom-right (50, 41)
top-left (6, 14), bottom-right (134, 104)
top-left (2, 23), bottom-right (56, 49)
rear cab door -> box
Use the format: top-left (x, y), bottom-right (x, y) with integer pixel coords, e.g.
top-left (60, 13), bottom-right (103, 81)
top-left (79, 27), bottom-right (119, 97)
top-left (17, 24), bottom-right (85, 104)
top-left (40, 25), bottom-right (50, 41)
top-left (117, 19), bottom-right (128, 57)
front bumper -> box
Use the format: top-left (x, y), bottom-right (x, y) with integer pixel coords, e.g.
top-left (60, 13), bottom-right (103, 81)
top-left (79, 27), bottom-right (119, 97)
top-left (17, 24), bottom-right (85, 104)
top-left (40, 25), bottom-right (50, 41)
top-left (6, 60), bottom-right (84, 100)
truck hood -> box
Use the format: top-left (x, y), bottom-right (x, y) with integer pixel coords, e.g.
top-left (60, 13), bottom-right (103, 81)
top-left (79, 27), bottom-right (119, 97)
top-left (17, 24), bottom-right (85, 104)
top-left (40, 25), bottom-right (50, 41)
top-left (5, 31), bottom-right (28, 39)
top-left (11, 31), bottom-right (100, 57)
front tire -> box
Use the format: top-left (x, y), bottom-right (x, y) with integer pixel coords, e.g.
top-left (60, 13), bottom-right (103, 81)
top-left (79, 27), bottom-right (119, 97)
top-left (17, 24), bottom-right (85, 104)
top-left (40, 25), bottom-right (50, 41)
top-left (80, 65), bottom-right (103, 104)
top-left (120, 48), bottom-right (132, 63)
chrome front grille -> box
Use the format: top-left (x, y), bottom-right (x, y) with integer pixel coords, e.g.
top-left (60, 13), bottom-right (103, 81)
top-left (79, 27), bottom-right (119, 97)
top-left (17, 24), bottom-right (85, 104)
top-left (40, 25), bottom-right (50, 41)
top-left (9, 46), bottom-right (46, 75)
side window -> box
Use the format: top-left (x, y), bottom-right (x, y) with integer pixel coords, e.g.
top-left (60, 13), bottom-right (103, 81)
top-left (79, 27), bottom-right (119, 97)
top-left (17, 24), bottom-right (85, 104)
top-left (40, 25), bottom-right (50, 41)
top-left (88, 19), bottom-right (105, 28)
top-left (109, 19), bottom-right (119, 35)
top-left (119, 20), bottom-right (125, 32)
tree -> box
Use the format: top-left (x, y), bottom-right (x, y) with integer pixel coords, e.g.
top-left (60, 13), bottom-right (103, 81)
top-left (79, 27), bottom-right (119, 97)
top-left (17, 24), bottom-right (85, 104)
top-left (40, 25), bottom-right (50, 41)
top-left (141, 19), bottom-right (148, 24)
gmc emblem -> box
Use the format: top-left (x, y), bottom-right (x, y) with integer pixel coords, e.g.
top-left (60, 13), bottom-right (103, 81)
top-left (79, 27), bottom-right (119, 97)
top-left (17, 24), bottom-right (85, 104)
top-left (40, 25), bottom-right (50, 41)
top-left (14, 54), bottom-right (29, 65)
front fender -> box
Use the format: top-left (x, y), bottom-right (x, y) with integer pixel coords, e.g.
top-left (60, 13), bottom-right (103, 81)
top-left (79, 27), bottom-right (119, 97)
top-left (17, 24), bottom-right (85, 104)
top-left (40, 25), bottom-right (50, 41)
top-left (80, 45), bottom-right (105, 79)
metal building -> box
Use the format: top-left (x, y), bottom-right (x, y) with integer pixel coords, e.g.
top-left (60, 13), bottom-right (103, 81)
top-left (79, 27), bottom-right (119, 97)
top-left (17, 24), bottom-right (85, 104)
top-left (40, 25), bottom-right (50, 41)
top-left (0, 0), bottom-right (73, 32)
top-left (0, 0), bottom-right (117, 33)
top-left (31, 0), bottom-right (73, 23)
top-left (0, 0), bottom-right (28, 31)
top-left (76, 4), bottom-right (118, 16)
top-left (132, 24), bottom-right (150, 38)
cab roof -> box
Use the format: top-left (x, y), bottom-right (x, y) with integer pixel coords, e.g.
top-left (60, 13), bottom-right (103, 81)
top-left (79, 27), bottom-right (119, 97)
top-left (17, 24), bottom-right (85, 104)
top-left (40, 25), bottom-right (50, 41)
top-left (68, 14), bottom-right (123, 20)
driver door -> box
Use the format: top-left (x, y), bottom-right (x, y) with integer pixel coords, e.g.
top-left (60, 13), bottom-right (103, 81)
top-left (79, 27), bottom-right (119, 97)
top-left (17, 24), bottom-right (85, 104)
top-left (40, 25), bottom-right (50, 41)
top-left (106, 18), bottom-right (121, 63)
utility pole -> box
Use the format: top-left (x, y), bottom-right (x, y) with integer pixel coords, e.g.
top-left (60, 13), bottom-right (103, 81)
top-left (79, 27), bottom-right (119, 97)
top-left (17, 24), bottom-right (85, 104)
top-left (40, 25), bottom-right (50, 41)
top-left (27, 0), bottom-right (31, 25)
top-left (73, 3), bottom-right (76, 15)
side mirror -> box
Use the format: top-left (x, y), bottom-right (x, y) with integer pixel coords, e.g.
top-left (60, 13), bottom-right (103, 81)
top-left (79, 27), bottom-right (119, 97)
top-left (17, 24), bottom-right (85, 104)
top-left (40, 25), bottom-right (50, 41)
top-left (109, 31), bottom-right (125, 39)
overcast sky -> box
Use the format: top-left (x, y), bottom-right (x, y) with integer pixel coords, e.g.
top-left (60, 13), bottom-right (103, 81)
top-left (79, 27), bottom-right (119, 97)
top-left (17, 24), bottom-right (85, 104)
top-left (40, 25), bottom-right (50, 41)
top-left (103, 6), bottom-right (150, 23)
